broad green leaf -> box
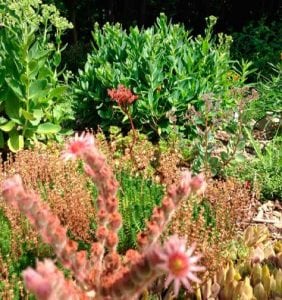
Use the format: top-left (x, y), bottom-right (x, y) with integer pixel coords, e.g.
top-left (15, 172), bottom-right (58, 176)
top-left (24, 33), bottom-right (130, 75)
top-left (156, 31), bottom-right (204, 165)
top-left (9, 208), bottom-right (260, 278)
top-left (29, 79), bottom-right (48, 99)
top-left (0, 120), bottom-right (15, 132)
top-left (49, 86), bottom-right (67, 98)
top-left (5, 96), bottom-right (20, 120)
top-left (5, 78), bottom-right (23, 99)
top-left (37, 123), bottom-right (61, 134)
top-left (7, 131), bottom-right (24, 152)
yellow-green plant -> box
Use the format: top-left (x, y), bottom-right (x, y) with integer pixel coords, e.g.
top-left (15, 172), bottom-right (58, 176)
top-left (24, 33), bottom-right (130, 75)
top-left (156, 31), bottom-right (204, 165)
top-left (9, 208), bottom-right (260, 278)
top-left (193, 225), bottom-right (282, 300)
top-left (0, 0), bottom-right (73, 152)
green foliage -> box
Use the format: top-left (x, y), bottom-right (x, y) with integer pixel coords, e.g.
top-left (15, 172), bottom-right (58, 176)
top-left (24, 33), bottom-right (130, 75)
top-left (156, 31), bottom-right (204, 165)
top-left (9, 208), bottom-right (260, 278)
top-left (231, 18), bottom-right (282, 78)
top-left (229, 133), bottom-right (282, 201)
top-left (74, 14), bottom-right (248, 138)
top-left (247, 63), bottom-right (282, 122)
top-left (117, 172), bottom-right (164, 252)
top-left (0, 0), bottom-right (73, 152)
top-left (192, 199), bottom-right (216, 228)
top-left (89, 171), bottom-right (164, 252)
top-left (165, 87), bottom-right (254, 176)
top-left (0, 209), bottom-right (11, 257)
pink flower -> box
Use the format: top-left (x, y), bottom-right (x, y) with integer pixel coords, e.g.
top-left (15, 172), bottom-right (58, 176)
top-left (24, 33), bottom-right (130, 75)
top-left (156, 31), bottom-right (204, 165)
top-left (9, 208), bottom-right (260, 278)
top-left (2, 174), bottom-right (24, 206)
top-left (2, 174), bottom-right (23, 194)
top-left (190, 173), bottom-right (207, 195)
top-left (180, 171), bottom-right (192, 195)
top-left (23, 267), bottom-right (51, 299)
top-left (157, 236), bottom-right (205, 296)
top-left (107, 85), bottom-right (138, 106)
top-left (61, 132), bottom-right (94, 161)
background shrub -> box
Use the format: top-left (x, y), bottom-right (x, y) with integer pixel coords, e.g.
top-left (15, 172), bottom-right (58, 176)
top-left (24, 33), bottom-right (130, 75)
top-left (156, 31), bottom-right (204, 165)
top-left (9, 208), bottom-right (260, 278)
top-left (231, 18), bottom-right (282, 79)
top-left (246, 63), bottom-right (282, 122)
top-left (74, 14), bottom-right (250, 139)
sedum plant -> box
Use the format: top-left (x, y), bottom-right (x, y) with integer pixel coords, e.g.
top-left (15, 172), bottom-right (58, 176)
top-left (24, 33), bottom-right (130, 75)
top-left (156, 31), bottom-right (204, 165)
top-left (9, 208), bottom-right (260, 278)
top-left (0, 0), bottom-right (73, 152)
top-left (1, 132), bottom-right (206, 299)
top-left (74, 14), bottom-right (250, 138)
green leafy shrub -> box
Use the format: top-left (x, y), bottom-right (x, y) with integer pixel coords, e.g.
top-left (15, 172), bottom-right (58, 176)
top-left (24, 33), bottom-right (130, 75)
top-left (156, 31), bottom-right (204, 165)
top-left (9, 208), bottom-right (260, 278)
top-left (228, 134), bottom-right (282, 201)
top-left (0, 0), bottom-right (73, 152)
top-left (231, 18), bottom-right (282, 78)
top-left (74, 14), bottom-right (248, 138)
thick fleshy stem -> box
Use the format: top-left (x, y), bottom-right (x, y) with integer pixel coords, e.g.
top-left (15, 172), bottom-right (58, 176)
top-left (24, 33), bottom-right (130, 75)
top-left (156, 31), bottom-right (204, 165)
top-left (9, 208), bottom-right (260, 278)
top-left (100, 249), bottom-right (163, 300)
top-left (2, 175), bottom-right (89, 287)
top-left (82, 148), bottom-right (121, 288)
top-left (23, 259), bottom-right (87, 300)
top-left (137, 172), bottom-right (206, 251)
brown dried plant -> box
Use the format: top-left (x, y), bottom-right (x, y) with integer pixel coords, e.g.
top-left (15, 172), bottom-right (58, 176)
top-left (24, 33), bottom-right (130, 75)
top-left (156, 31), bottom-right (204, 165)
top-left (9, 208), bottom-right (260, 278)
top-left (166, 178), bottom-right (258, 277)
top-left (0, 143), bottom-right (93, 257)
top-left (154, 147), bottom-right (182, 185)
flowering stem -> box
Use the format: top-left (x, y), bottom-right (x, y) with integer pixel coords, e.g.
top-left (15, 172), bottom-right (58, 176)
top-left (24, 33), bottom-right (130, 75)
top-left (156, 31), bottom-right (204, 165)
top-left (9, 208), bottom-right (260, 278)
top-left (123, 106), bottom-right (137, 161)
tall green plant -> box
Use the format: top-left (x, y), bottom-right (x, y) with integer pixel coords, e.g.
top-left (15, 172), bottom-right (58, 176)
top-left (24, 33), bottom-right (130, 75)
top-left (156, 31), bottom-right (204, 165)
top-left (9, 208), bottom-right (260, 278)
top-left (74, 14), bottom-right (250, 138)
top-left (0, 0), bottom-right (73, 152)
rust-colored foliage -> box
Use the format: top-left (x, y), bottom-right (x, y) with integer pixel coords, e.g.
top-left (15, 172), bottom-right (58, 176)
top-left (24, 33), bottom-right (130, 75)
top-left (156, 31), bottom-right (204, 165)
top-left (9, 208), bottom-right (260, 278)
top-left (0, 143), bottom-right (93, 257)
top-left (167, 178), bottom-right (259, 276)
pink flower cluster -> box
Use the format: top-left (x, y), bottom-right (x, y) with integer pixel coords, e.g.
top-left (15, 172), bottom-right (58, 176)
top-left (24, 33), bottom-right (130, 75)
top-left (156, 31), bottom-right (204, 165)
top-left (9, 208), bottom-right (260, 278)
top-left (107, 84), bottom-right (138, 106)
top-left (2, 132), bottom-right (206, 299)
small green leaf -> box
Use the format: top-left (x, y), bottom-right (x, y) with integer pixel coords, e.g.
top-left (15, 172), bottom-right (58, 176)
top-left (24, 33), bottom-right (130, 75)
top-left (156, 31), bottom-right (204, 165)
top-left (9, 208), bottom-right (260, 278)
top-left (0, 117), bottom-right (7, 125)
top-left (235, 153), bottom-right (246, 162)
top-left (220, 151), bottom-right (229, 161)
top-left (49, 86), bottom-right (67, 98)
top-left (21, 109), bottom-right (35, 121)
top-left (0, 120), bottom-right (15, 132)
top-left (29, 79), bottom-right (48, 99)
top-left (7, 131), bottom-right (24, 152)
top-left (37, 123), bottom-right (61, 134)
top-left (237, 141), bottom-right (245, 151)
top-left (30, 109), bottom-right (43, 126)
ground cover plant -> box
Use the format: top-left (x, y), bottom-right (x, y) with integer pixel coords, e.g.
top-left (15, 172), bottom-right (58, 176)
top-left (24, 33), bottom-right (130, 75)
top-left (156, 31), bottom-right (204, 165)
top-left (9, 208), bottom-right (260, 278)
top-left (1, 133), bottom-right (207, 299)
